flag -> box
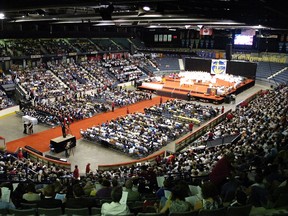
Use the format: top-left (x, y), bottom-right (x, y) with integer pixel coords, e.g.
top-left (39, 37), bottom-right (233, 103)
top-left (200, 27), bottom-right (213, 36)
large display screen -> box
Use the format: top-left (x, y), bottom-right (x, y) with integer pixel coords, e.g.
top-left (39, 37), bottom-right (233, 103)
top-left (234, 34), bottom-right (253, 46)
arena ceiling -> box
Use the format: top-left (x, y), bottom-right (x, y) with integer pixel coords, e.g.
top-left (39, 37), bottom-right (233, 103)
top-left (1, 0), bottom-right (288, 31)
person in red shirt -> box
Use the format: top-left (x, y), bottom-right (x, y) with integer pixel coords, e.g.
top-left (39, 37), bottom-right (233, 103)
top-left (17, 148), bottom-right (24, 160)
top-left (221, 106), bottom-right (225, 114)
top-left (226, 112), bottom-right (234, 121)
top-left (111, 101), bottom-right (115, 112)
top-left (209, 153), bottom-right (235, 187)
top-left (189, 122), bottom-right (194, 132)
top-left (85, 163), bottom-right (91, 175)
top-left (126, 107), bottom-right (130, 114)
top-left (73, 165), bottom-right (80, 180)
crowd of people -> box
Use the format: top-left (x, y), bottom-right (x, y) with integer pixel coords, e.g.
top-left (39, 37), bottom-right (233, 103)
top-left (0, 38), bottom-right (130, 57)
top-left (81, 98), bottom-right (221, 158)
top-left (6, 57), bottom-right (152, 127)
top-left (104, 59), bottom-right (144, 83)
top-left (11, 64), bottom-right (67, 100)
top-left (0, 84), bottom-right (288, 215)
top-left (81, 109), bottom-right (188, 158)
top-left (144, 99), bottom-right (219, 125)
top-left (0, 89), bottom-right (14, 111)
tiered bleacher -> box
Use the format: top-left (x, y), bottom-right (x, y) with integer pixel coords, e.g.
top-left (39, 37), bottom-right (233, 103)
top-left (154, 57), bottom-right (180, 71)
top-left (91, 38), bottom-right (120, 51)
top-left (0, 85), bottom-right (287, 215)
top-left (0, 89), bottom-right (14, 110)
top-left (67, 38), bottom-right (99, 53)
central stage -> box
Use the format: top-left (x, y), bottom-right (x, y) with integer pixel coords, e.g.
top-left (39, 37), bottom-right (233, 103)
top-left (139, 76), bottom-right (255, 104)
top-left (50, 134), bottom-right (76, 153)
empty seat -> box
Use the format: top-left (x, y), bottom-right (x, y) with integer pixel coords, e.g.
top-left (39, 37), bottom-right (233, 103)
top-left (226, 204), bottom-right (252, 216)
top-left (0, 208), bottom-right (8, 215)
top-left (38, 207), bottom-right (63, 216)
top-left (65, 207), bottom-right (89, 216)
top-left (91, 207), bottom-right (101, 215)
top-left (8, 208), bottom-right (36, 216)
top-left (198, 207), bottom-right (227, 216)
top-left (106, 214), bottom-right (134, 216)
top-left (169, 210), bottom-right (199, 216)
top-left (20, 202), bottom-right (38, 209)
top-left (137, 213), bottom-right (166, 216)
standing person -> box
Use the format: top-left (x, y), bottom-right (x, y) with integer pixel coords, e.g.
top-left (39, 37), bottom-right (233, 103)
top-left (65, 142), bottom-right (71, 158)
top-left (209, 153), bottom-right (235, 187)
top-left (126, 107), bottom-right (129, 114)
top-left (85, 163), bottom-right (91, 175)
top-left (187, 92), bottom-right (191, 101)
top-left (23, 121), bottom-right (28, 134)
top-left (17, 148), bottom-right (24, 160)
top-left (111, 101), bottom-right (115, 112)
top-left (61, 121), bottom-right (66, 138)
top-left (73, 165), bottom-right (80, 180)
top-left (189, 122), bottom-right (194, 132)
top-left (160, 96), bottom-right (163, 105)
top-left (28, 121), bottom-right (33, 134)
top-left (221, 106), bottom-right (225, 114)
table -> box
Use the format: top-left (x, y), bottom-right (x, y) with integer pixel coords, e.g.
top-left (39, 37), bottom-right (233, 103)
top-left (50, 134), bottom-right (76, 153)
top-left (22, 115), bottom-right (38, 125)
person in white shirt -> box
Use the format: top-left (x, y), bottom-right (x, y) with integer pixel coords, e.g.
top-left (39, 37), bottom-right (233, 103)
top-left (101, 186), bottom-right (130, 216)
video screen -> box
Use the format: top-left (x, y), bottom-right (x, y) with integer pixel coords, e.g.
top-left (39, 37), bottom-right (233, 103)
top-left (234, 34), bottom-right (253, 46)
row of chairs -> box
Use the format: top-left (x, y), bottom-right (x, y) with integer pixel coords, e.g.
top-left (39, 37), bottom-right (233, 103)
top-left (0, 204), bottom-right (254, 216)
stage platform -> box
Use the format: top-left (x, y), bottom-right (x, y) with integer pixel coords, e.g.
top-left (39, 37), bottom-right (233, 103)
top-left (139, 76), bottom-right (255, 104)
top-left (50, 134), bottom-right (76, 153)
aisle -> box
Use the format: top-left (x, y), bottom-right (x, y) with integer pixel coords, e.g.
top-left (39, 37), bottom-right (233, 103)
top-left (6, 96), bottom-right (168, 153)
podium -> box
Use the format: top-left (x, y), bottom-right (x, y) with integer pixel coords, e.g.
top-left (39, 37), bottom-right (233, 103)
top-left (50, 134), bottom-right (76, 153)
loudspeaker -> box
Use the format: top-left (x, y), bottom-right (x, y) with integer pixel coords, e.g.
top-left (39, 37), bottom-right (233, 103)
top-left (226, 43), bottom-right (232, 60)
top-left (24, 145), bottom-right (43, 156)
top-left (45, 154), bottom-right (67, 162)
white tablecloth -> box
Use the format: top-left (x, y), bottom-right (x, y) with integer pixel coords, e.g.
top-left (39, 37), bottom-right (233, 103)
top-left (22, 115), bottom-right (38, 125)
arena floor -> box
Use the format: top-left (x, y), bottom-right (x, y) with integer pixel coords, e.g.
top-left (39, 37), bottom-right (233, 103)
top-left (0, 82), bottom-right (270, 175)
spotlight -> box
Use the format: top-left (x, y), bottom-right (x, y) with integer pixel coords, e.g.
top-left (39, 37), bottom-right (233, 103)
top-left (0, 13), bottom-right (5, 20)
top-left (143, 6), bottom-right (151, 12)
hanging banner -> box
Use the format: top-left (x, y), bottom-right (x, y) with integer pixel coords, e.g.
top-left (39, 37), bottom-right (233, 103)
top-left (211, 59), bottom-right (227, 75)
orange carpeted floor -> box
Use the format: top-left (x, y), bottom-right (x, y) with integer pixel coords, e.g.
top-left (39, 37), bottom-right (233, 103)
top-left (6, 96), bottom-right (169, 153)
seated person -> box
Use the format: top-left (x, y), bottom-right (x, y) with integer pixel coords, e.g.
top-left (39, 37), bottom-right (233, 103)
top-left (124, 179), bottom-right (140, 201)
top-left (0, 188), bottom-right (15, 210)
top-left (96, 179), bottom-right (113, 199)
top-left (22, 183), bottom-right (41, 202)
top-left (158, 181), bottom-right (192, 214)
top-left (37, 184), bottom-right (63, 209)
top-left (65, 184), bottom-right (94, 209)
top-left (101, 186), bottom-right (130, 216)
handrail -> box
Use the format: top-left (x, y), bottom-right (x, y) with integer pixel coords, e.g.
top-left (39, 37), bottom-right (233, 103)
top-left (23, 147), bottom-right (71, 170)
top-left (175, 109), bottom-right (232, 151)
top-left (98, 110), bottom-right (231, 170)
top-left (98, 150), bottom-right (166, 170)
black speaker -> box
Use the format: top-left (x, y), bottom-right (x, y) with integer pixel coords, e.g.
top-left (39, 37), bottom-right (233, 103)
top-left (24, 145), bottom-right (43, 156)
top-left (45, 154), bottom-right (67, 162)
top-left (226, 43), bottom-right (232, 60)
